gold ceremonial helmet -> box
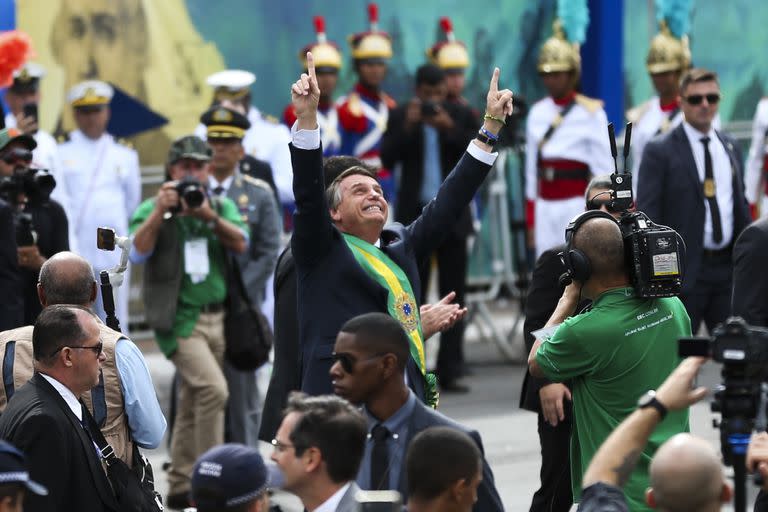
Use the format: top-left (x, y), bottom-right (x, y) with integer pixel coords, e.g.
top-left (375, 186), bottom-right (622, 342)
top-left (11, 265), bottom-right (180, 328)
top-left (427, 17), bottom-right (469, 70)
top-left (349, 3), bottom-right (392, 60)
top-left (646, 20), bottom-right (691, 74)
top-left (301, 16), bottom-right (342, 70)
top-left (538, 20), bottom-right (581, 74)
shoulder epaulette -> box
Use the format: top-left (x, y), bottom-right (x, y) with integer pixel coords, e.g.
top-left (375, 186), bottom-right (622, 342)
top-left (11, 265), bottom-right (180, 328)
top-left (346, 92), bottom-right (363, 117)
top-left (381, 92), bottom-right (396, 109)
top-left (242, 174), bottom-right (272, 192)
top-left (56, 132), bottom-right (70, 144)
top-left (116, 138), bottom-right (134, 149)
top-left (264, 114), bottom-right (279, 125)
top-left (575, 94), bottom-right (604, 114)
top-left (626, 100), bottom-right (652, 123)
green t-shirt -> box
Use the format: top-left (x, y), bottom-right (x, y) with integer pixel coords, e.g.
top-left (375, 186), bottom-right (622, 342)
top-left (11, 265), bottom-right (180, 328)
top-left (129, 197), bottom-right (247, 356)
top-left (535, 287), bottom-right (692, 512)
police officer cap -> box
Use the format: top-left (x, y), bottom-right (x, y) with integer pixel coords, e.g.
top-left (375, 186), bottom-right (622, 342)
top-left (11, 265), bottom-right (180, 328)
top-left (0, 127), bottom-right (37, 153)
top-left (200, 106), bottom-right (251, 140)
top-left (207, 70), bottom-right (256, 101)
top-left (191, 444), bottom-right (280, 509)
top-left (10, 62), bottom-right (45, 94)
top-left (0, 440), bottom-right (48, 497)
top-left (167, 135), bottom-right (211, 165)
top-left (67, 80), bottom-right (114, 108)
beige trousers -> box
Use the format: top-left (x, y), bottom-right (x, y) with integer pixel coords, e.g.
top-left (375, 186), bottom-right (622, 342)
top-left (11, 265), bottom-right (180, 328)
top-left (167, 311), bottom-right (228, 494)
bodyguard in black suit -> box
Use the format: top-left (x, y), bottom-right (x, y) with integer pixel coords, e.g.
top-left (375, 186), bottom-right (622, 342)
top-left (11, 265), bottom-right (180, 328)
top-left (289, 53), bottom-right (512, 399)
top-left (0, 198), bottom-right (23, 330)
top-left (0, 305), bottom-right (117, 512)
top-left (381, 64), bottom-right (478, 391)
top-left (330, 313), bottom-right (503, 511)
top-left (733, 217), bottom-right (768, 326)
top-left (637, 68), bottom-right (750, 332)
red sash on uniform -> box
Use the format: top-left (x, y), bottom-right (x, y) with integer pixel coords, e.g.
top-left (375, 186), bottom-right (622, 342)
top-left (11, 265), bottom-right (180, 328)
top-left (537, 158), bottom-right (590, 200)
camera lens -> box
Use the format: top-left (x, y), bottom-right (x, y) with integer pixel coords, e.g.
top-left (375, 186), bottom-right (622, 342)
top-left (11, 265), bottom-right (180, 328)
top-left (183, 186), bottom-right (205, 209)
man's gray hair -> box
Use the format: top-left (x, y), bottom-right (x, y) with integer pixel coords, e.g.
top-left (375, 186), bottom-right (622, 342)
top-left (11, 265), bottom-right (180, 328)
top-left (585, 174), bottom-right (613, 202)
top-left (38, 254), bottom-right (96, 306)
top-left (325, 166), bottom-right (378, 211)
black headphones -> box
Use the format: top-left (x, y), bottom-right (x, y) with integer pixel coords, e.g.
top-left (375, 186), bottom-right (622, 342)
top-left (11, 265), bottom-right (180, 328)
top-left (559, 210), bottom-right (620, 287)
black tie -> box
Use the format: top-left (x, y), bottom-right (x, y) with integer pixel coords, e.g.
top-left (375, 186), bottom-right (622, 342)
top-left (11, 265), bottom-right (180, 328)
top-left (370, 424), bottom-right (390, 490)
top-left (700, 137), bottom-right (723, 244)
top-left (212, 186), bottom-right (225, 196)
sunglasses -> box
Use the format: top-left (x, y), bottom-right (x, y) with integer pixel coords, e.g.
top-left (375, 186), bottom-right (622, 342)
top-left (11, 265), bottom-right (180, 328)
top-left (331, 352), bottom-right (387, 373)
top-left (684, 93), bottom-right (720, 105)
top-left (270, 438), bottom-right (294, 453)
top-left (0, 148), bottom-right (33, 164)
top-left (49, 341), bottom-right (104, 358)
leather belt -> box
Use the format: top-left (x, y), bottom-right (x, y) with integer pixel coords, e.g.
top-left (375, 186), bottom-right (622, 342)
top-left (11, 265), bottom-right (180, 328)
top-left (200, 303), bottom-right (225, 314)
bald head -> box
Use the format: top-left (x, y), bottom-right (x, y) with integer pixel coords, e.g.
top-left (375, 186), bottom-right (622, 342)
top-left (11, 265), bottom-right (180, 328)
top-left (572, 217), bottom-right (625, 280)
top-left (649, 433), bottom-right (726, 511)
top-left (38, 252), bottom-right (97, 307)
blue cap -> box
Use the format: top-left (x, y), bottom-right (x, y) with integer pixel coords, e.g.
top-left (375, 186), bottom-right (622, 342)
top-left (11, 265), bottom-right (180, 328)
top-left (191, 444), bottom-right (279, 509)
top-left (0, 441), bottom-right (47, 496)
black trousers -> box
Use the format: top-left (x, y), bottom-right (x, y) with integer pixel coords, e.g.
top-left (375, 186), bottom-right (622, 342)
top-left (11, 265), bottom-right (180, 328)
top-left (529, 403), bottom-right (573, 512)
top-left (680, 254), bottom-right (733, 334)
top-left (418, 231), bottom-right (468, 382)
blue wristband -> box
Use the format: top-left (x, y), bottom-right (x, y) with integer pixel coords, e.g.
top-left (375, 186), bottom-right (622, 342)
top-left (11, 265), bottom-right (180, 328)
top-left (479, 127), bottom-right (499, 141)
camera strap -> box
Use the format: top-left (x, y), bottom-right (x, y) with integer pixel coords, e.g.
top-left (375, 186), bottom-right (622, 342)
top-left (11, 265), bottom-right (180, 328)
top-left (75, 137), bottom-right (111, 236)
top-left (537, 99), bottom-right (576, 153)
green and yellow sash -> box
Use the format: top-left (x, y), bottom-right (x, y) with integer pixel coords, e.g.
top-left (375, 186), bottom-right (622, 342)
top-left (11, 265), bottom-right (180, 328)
top-left (343, 233), bottom-right (438, 407)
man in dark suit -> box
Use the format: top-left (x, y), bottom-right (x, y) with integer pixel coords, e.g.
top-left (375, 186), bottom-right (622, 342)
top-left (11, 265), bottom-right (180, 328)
top-left (0, 305), bottom-right (118, 512)
top-left (330, 313), bottom-right (503, 511)
top-left (289, 52), bottom-right (512, 402)
top-left (0, 197), bottom-right (22, 330)
top-left (733, 216), bottom-right (768, 327)
top-left (519, 174), bottom-right (617, 512)
top-left (381, 63), bottom-right (478, 392)
top-left (637, 68), bottom-right (751, 332)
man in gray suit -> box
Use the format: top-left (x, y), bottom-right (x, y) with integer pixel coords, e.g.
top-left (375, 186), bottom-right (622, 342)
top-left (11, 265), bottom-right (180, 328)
top-left (271, 393), bottom-right (367, 512)
top-left (201, 105), bottom-right (282, 447)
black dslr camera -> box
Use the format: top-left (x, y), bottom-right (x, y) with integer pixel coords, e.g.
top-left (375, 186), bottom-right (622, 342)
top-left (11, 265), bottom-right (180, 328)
top-left (606, 123), bottom-right (684, 298)
top-left (679, 317), bottom-right (768, 512)
top-left (171, 176), bottom-right (206, 214)
top-left (0, 166), bottom-right (56, 245)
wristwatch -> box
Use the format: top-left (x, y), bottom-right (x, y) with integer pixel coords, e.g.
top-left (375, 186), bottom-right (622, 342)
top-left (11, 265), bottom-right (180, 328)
top-left (637, 390), bottom-right (668, 420)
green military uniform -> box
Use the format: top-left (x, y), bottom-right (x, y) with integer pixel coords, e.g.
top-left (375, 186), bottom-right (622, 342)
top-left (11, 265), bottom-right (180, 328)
top-left (536, 287), bottom-right (691, 512)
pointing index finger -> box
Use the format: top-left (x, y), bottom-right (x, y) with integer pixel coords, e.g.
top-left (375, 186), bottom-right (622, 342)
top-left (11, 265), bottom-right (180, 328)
top-left (489, 67), bottom-right (500, 93)
top-left (307, 52), bottom-right (316, 82)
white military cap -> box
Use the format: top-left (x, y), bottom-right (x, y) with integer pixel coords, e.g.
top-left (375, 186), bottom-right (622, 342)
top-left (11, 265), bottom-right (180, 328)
top-left (67, 80), bottom-right (114, 107)
top-left (206, 69), bottom-right (256, 100)
top-left (10, 62), bottom-right (46, 92)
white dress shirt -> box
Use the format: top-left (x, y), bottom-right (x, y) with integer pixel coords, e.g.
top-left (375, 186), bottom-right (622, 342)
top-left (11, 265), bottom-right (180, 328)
top-left (681, 121), bottom-right (735, 249)
top-left (313, 482), bottom-right (350, 512)
top-left (40, 373), bottom-right (82, 420)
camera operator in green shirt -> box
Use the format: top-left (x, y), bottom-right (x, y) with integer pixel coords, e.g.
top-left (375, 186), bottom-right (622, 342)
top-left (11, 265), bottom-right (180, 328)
top-left (129, 135), bottom-right (247, 509)
top-left (527, 212), bottom-right (691, 512)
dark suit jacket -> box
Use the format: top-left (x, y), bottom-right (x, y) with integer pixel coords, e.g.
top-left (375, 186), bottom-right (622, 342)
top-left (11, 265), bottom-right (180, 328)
top-left (381, 102), bottom-right (478, 237)
top-left (519, 245), bottom-right (566, 412)
top-left (396, 400), bottom-right (504, 512)
top-left (733, 217), bottom-right (768, 326)
top-left (290, 143), bottom-right (493, 398)
top-left (0, 373), bottom-right (118, 512)
top-left (258, 245), bottom-right (300, 442)
top-left (637, 124), bottom-right (751, 292)
top-left (0, 199), bottom-right (22, 330)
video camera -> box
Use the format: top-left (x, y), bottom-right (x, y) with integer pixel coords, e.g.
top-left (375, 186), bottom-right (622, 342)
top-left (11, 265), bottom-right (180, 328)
top-left (605, 123), bottom-right (685, 298)
top-left (171, 176), bottom-right (206, 214)
top-left (0, 166), bottom-right (56, 246)
top-left (679, 317), bottom-right (768, 512)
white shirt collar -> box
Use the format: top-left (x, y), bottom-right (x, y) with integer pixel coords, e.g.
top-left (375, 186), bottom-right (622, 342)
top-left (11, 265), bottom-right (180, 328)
top-left (682, 119), bottom-right (716, 142)
top-left (208, 174), bottom-right (235, 194)
top-left (312, 482), bottom-right (351, 512)
top-left (40, 373), bottom-right (82, 420)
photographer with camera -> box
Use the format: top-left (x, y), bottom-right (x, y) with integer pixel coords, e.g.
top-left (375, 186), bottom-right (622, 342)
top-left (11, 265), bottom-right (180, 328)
top-left (129, 135), bottom-right (247, 509)
top-left (380, 63), bottom-right (478, 392)
top-left (528, 213), bottom-right (691, 511)
top-left (0, 127), bottom-right (69, 325)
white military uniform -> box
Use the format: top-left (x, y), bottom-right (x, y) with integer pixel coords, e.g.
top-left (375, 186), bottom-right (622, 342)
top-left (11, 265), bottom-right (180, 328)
top-left (3, 114), bottom-right (70, 222)
top-left (744, 97), bottom-right (768, 216)
top-left (628, 97), bottom-right (721, 195)
top-left (58, 130), bottom-right (141, 325)
top-left (525, 95), bottom-right (614, 257)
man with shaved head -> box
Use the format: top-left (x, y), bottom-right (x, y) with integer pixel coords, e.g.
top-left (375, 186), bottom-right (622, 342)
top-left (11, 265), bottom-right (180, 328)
top-left (0, 251), bottom-right (166, 465)
top-left (528, 215), bottom-right (691, 511)
top-left (578, 357), bottom-right (737, 511)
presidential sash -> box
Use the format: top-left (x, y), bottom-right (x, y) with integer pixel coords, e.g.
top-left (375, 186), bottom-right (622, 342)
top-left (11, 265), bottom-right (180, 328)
top-left (342, 233), bottom-right (438, 406)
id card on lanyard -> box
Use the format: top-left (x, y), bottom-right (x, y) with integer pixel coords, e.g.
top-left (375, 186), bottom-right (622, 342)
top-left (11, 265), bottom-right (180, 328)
top-left (184, 238), bottom-right (210, 284)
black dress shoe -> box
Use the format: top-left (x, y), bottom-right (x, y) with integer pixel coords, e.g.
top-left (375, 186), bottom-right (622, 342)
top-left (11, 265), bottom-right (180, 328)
top-left (440, 379), bottom-right (471, 393)
top-left (166, 492), bottom-right (192, 510)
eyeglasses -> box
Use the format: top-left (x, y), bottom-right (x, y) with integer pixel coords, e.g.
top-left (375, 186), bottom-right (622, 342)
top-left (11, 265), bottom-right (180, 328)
top-left (331, 352), bottom-right (387, 374)
top-left (0, 148), bottom-right (33, 165)
top-left (271, 438), bottom-right (294, 453)
top-left (684, 93), bottom-right (721, 105)
top-left (49, 341), bottom-right (104, 358)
